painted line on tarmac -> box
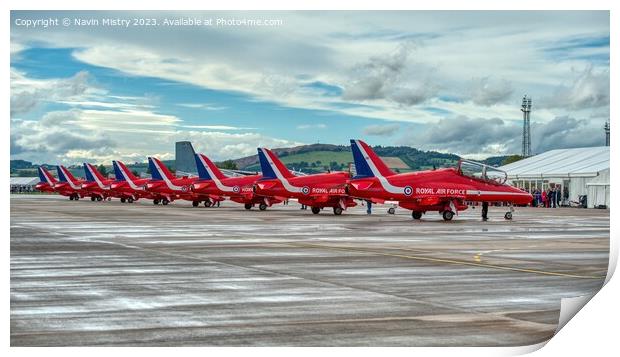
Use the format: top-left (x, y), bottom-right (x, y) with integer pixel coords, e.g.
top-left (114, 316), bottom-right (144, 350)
top-left (289, 243), bottom-right (605, 280)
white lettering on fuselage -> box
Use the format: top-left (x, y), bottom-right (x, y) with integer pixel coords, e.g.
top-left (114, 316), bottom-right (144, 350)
top-left (311, 187), bottom-right (346, 194)
top-left (415, 187), bottom-right (466, 196)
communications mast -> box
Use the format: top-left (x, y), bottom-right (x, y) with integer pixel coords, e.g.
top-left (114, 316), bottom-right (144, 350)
top-left (521, 95), bottom-right (532, 157)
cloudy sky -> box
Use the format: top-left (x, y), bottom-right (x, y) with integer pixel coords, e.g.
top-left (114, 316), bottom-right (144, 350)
top-left (10, 10), bottom-right (609, 164)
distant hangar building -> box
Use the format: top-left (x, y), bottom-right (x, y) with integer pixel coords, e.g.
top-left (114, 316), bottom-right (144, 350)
top-left (499, 146), bottom-right (610, 208)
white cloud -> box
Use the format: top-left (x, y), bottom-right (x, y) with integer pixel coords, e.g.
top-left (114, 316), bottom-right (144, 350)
top-left (9, 11), bottom-right (610, 160)
top-left (181, 125), bottom-right (257, 130)
top-left (363, 124), bottom-right (400, 136)
top-left (296, 123), bottom-right (327, 130)
top-left (177, 103), bottom-right (228, 110)
top-left (11, 69), bottom-right (104, 116)
top-left (542, 66), bottom-right (610, 109)
top-left (468, 77), bottom-right (514, 106)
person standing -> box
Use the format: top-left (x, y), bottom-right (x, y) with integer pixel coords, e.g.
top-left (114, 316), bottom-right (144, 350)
top-left (550, 188), bottom-right (556, 208)
top-left (482, 201), bottom-right (489, 221)
top-left (542, 190), bottom-right (548, 208)
top-left (365, 200), bottom-right (372, 214)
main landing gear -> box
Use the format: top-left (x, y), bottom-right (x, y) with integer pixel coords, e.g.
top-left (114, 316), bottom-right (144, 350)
top-left (192, 200), bottom-right (200, 207)
top-left (333, 207), bottom-right (343, 215)
top-left (504, 204), bottom-right (514, 220)
top-left (259, 203), bottom-right (267, 211)
top-left (311, 206), bottom-right (321, 214)
top-left (411, 211), bottom-right (423, 220)
top-left (245, 203), bottom-right (252, 210)
top-left (388, 207), bottom-right (396, 215)
top-left (69, 194), bottom-right (79, 201)
top-left (162, 198), bottom-right (169, 205)
top-left (442, 210), bottom-right (454, 221)
top-left (91, 196), bottom-right (96, 201)
top-left (204, 200), bottom-right (212, 207)
top-left (153, 199), bottom-right (160, 205)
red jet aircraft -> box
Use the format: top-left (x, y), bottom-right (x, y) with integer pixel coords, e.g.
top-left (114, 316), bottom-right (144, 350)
top-left (81, 163), bottom-right (114, 201)
top-left (54, 165), bottom-right (87, 200)
top-left (35, 166), bottom-right (57, 193)
top-left (191, 153), bottom-right (281, 210)
top-left (110, 160), bottom-right (157, 203)
top-left (145, 157), bottom-right (207, 206)
top-left (254, 147), bottom-right (356, 215)
top-left (348, 139), bottom-right (533, 221)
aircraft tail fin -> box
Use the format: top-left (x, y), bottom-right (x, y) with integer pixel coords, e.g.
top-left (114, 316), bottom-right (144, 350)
top-left (83, 163), bottom-right (106, 182)
top-left (56, 165), bottom-right (79, 183)
top-left (38, 166), bottom-right (57, 184)
top-left (257, 148), bottom-right (294, 180)
top-left (148, 157), bottom-right (176, 181)
top-left (176, 141), bottom-right (197, 174)
top-left (350, 139), bottom-right (395, 178)
top-left (113, 160), bottom-right (139, 182)
top-left (195, 153), bottom-right (227, 181)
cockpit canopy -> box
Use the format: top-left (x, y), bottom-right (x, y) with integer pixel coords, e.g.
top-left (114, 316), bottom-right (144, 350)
top-left (458, 159), bottom-right (507, 184)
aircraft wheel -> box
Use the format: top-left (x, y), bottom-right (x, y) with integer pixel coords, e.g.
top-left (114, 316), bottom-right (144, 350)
top-left (69, 195), bottom-right (74, 201)
top-left (127, 197), bottom-right (134, 203)
top-left (91, 196), bottom-right (96, 201)
top-left (97, 196), bottom-right (103, 202)
top-left (75, 195), bottom-right (80, 200)
top-left (121, 198), bottom-right (126, 203)
top-left (504, 212), bottom-right (513, 220)
top-left (244, 203), bottom-right (252, 210)
top-left (259, 203), bottom-right (267, 211)
top-left (162, 199), bottom-right (169, 205)
top-left (204, 201), bottom-right (212, 207)
top-left (153, 199), bottom-right (160, 205)
top-left (388, 207), bottom-right (396, 215)
top-left (192, 201), bottom-right (200, 207)
top-left (412, 211), bottom-right (422, 220)
top-left (333, 207), bottom-right (343, 215)
top-left (442, 210), bottom-right (454, 221)
top-left (311, 207), bottom-right (321, 214)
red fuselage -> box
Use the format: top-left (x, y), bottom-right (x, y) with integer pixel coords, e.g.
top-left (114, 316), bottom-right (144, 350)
top-left (191, 174), bottom-right (279, 206)
top-left (81, 179), bottom-right (115, 199)
top-left (35, 182), bottom-right (55, 193)
top-left (348, 168), bottom-right (533, 212)
top-left (145, 177), bottom-right (202, 202)
top-left (53, 181), bottom-right (87, 198)
top-left (256, 171), bottom-right (356, 208)
top-left (110, 178), bottom-right (156, 200)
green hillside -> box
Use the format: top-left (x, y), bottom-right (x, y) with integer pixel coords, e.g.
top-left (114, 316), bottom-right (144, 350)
top-left (244, 150), bottom-right (353, 173)
top-left (241, 145), bottom-right (461, 174)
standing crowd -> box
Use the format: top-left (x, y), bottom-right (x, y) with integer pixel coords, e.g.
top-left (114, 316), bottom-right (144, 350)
top-left (531, 186), bottom-right (566, 208)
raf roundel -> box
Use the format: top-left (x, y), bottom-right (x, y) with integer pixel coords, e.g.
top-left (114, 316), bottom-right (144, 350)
top-left (181, 185), bottom-right (189, 192)
top-left (301, 186), bottom-right (310, 195)
top-left (403, 186), bottom-right (413, 196)
top-left (233, 185), bottom-right (240, 193)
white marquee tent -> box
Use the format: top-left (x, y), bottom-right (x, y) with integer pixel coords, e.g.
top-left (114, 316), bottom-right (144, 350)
top-left (499, 146), bottom-right (610, 208)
